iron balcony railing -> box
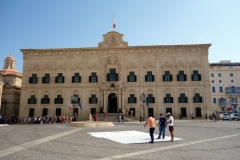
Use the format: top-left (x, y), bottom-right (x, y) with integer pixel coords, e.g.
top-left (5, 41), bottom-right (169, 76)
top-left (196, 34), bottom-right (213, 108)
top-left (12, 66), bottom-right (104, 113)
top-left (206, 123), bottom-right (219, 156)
top-left (226, 87), bottom-right (240, 94)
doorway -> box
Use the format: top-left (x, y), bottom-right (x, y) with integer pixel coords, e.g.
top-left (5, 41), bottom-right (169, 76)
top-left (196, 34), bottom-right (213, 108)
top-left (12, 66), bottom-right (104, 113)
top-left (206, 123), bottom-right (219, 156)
top-left (181, 108), bottom-right (187, 117)
top-left (29, 108), bottom-right (34, 117)
top-left (196, 108), bottom-right (202, 117)
top-left (108, 93), bottom-right (118, 113)
top-left (166, 108), bottom-right (172, 115)
top-left (148, 108), bottom-right (154, 118)
top-left (42, 108), bottom-right (48, 117)
top-left (56, 108), bottom-right (61, 116)
top-left (91, 108), bottom-right (96, 115)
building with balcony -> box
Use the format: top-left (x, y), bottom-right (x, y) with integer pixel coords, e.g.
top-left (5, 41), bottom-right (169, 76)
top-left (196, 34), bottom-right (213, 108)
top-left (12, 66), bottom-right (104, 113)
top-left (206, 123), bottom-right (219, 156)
top-left (209, 60), bottom-right (240, 112)
top-left (0, 55), bottom-right (22, 119)
top-left (19, 31), bottom-right (212, 119)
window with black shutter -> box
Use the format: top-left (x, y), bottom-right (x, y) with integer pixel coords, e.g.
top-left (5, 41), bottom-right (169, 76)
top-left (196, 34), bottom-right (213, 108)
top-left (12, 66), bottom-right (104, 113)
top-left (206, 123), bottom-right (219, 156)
top-left (89, 94), bottom-right (97, 104)
top-left (128, 71), bottom-right (136, 82)
top-left (147, 94), bottom-right (155, 103)
top-left (55, 73), bottom-right (64, 83)
top-left (28, 95), bottom-right (36, 104)
top-left (41, 95), bottom-right (50, 104)
top-left (54, 95), bottom-right (63, 104)
top-left (179, 93), bottom-right (187, 103)
top-left (29, 74), bottom-right (38, 84)
top-left (193, 93), bottom-right (202, 103)
top-left (128, 94), bottom-right (136, 103)
top-left (145, 71), bottom-right (154, 82)
top-left (89, 72), bottom-right (97, 83)
top-left (192, 70), bottom-right (201, 81)
top-left (177, 71), bottom-right (186, 81)
top-left (72, 73), bottom-right (81, 83)
top-left (107, 68), bottom-right (118, 81)
top-left (164, 94), bottom-right (173, 103)
top-left (163, 71), bottom-right (172, 82)
top-left (42, 73), bottom-right (50, 83)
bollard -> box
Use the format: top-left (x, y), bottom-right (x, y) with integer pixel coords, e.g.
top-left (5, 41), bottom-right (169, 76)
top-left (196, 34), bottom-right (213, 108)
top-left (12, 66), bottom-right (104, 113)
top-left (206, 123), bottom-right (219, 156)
top-left (140, 116), bottom-right (142, 122)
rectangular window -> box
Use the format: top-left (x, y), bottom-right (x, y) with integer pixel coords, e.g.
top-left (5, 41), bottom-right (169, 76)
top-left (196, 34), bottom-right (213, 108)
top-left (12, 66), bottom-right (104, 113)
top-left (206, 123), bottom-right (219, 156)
top-left (164, 94), bottom-right (173, 103)
top-left (128, 71), bottom-right (136, 82)
top-left (193, 93), bottom-right (202, 103)
top-left (147, 94), bottom-right (155, 103)
top-left (211, 73), bottom-right (214, 77)
top-left (42, 73), bottom-right (50, 83)
top-left (219, 86), bottom-right (223, 93)
top-left (179, 93), bottom-right (187, 103)
top-left (107, 69), bottom-right (118, 81)
top-left (89, 94), bottom-right (97, 104)
top-left (164, 71), bottom-right (172, 82)
top-left (218, 73), bottom-right (221, 77)
top-left (213, 98), bottom-right (216, 104)
top-left (212, 80), bottom-right (214, 83)
top-left (145, 71), bottom-right (154, 82)
top-left (55, 95), bottom-right (63, 104)
top-left (28, 95), bottom-right (36, 104)
top-left (72, 73), bottom-right (81, 83)
top-left (55, 73), bottom-right (64, 83)
top-left (89, 72), bottom-right (97, 83)
top-left (230, 73), bottom-right (233, 77)
top-left (41, 95), bottom-right (50, 104)
top-left (128, 94), bottom-right (136, 103)
top-left (212, 86), bottom-right (215, 93)
top-left (178, 71), bottom-right (186, 81)
top-left (192, 70), bottom-right (201, 81)
top-left (29, 74), bottom-right (38, 84)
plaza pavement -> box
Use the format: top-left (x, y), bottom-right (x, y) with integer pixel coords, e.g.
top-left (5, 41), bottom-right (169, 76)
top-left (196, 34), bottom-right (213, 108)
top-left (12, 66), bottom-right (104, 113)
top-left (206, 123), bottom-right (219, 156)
top-left (0, 120), bottom-right (239, 160)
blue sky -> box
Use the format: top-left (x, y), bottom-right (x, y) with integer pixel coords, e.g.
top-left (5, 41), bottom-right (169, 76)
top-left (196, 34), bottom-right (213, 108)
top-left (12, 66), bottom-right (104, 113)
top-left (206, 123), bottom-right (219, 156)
top-left (0, 0), bottom-right (240, 72)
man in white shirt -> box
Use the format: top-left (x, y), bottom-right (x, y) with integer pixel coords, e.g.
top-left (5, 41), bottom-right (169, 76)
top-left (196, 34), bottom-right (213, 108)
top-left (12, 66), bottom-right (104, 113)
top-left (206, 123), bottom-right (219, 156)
top-left (166, 112), bottom-right (174, 142)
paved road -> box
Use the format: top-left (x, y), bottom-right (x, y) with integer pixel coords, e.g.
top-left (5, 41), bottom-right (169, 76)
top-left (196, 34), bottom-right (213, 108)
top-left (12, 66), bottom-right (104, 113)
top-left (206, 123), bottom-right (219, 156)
top-left (0, 120), bottom-right (239, 160)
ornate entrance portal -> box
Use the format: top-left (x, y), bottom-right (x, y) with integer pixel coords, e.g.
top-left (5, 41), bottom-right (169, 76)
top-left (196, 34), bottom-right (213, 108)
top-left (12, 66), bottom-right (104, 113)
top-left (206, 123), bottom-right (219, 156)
top-left (108, 93), bottom-right (118, 113)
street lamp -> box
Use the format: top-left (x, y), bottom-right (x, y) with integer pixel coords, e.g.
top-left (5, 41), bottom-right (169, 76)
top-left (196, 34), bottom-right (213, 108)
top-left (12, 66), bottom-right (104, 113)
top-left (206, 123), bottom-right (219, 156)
top-left (71, 94), bottom-right (78, 121)
top-left (140, 92), bottom-right (146, 121)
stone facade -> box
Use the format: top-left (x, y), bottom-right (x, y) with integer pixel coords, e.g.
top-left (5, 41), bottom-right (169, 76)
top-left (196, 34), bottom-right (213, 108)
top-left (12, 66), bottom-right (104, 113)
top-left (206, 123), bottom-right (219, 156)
top-left (209, 60), bottom-right (240, 113)
top-left (0, 55), bottom-right (22, 119)
top-left (19, 31), bottom-right (212, 119)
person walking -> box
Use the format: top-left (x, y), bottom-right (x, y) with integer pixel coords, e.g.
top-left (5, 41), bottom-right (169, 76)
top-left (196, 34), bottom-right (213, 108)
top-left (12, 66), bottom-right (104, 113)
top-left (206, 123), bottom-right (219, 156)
top-left (191, 113), bottom-right (194, 119)
top-left (144, 113), bottom-right (155, 143)
top-left (166, 112), bottom-right (174, 142)
top-left (121, 114), bottom-right (124, 124)
top-left (118, 114), bottom-right (121, 123)
top-left (157, 113), bottom-right (166, 139)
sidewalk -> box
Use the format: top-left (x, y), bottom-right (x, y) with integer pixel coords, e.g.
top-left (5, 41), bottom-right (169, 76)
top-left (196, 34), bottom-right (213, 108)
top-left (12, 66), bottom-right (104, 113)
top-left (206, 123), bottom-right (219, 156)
top-left (0, 124), bottom-right (9, 127)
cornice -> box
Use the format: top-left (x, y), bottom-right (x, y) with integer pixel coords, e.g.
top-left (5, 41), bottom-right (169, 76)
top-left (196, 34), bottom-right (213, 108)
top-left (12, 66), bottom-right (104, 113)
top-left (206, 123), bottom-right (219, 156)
top-left (20, 44), bottom-right (212, 57)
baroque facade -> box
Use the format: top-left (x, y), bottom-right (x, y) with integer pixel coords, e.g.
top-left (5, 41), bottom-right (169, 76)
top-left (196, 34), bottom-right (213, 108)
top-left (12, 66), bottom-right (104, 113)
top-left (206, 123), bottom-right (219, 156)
top-left (19, 31), bottom-right (212, 119)
top-left (209, 60), bottom-right (240, 113)
top-left (0, 55), bottom-right (22, 118)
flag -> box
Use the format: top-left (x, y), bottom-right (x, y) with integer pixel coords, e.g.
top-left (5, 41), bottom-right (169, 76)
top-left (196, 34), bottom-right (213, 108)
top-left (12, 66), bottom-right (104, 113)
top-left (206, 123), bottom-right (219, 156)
top-left (139, 99), bottom-right (143, 109)
top-left (113, 14), bottom-right (116, 28)
top-left (69, 102), bottom-right (72, 110)
top-left (78, 101), bottom-right (82, 110)
top-left (146, 100), bottom-right (150, 108)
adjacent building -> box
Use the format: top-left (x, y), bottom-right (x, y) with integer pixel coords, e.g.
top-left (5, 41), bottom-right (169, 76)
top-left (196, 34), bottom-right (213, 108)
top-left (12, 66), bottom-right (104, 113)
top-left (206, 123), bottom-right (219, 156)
top-left (0, 55), bottom-right (22, 118)
top-left (209, 60), bottom-right (240, 113)
top-left (19, 31), bottom-right (212, 119)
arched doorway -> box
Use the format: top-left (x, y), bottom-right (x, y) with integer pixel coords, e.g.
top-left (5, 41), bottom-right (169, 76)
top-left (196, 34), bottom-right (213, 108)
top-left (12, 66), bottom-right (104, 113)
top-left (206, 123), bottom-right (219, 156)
top-left (108, 93), bottom-right (117, 113)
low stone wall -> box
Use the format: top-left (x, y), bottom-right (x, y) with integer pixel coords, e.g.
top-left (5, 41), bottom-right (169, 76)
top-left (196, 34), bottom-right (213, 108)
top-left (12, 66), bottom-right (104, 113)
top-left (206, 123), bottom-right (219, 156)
top-left (68, 121), bottom-right (114, 127)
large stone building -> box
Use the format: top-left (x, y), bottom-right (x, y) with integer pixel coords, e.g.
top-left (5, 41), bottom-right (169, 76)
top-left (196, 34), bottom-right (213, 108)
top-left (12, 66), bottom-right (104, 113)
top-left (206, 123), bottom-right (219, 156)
top-left (0, 55), bottom-right (22, 118)
top-left (209, 60), bottom-right (240, 113)
top-left (19, 31), bottom-right (212, 119)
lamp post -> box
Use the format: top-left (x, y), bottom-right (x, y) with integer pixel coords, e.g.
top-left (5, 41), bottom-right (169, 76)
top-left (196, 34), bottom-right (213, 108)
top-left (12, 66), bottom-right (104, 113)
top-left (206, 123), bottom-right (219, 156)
top-left (140, 92), bottom-right (146, 121)
top-left (71, 94), bottom-right (78, 121)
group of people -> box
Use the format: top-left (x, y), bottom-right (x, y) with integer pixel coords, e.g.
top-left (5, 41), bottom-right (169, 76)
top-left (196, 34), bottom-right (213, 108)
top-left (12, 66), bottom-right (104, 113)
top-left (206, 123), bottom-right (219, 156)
top-left (118, 114), bottom-right (124, 124)
top-left (209, 112), bottom-right (220, 122)
top-left (144, 112), bottom-right (174, 143)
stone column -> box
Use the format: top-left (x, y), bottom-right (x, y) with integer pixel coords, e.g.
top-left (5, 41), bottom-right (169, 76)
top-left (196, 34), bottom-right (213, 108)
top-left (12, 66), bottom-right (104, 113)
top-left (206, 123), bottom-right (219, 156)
top-left (121, 90), bottom-right (125, 111)
top-left (118, 90), bottom-right (122, 111)
top-left (100, 90), bottom-right (103, 107)
top-left (0, 81), bottom-right (3, 109)
top-left (104, 90), bottom-right (107, 112)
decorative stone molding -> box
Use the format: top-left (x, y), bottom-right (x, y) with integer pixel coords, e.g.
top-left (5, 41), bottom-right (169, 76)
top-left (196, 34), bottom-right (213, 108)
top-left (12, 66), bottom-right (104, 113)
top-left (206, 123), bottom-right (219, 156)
top-left (175, 61), bottom-right (186, 68)
top-left (56, 61), bottom-right (67, 70)
top-left (165, 104), bottom-right (172, 107)
top-left (146, 89), bottom-right (154, 93)
top-left (161, 61), bottom-right (172, 68)
top-left (98, 31), bottom-right (128, 48)
top-left (143, 61), bottom-right (155, 69)
top-left (178, 88), bottom-right (187, 93)
top-left (189, 60), bottom-right (201, 67)
top-left (176, 82), bottom-right (187, 86)
top-left (126, 62), bottom-right (138, 69)
top-left (55, 104), bottom-right (63, 107)
top-left (29, 62), bottom-right (41, 71)
top-left (55, 89), bottom-right (63, 94)
top-left (192, 88), bottom-right (201, 93)
top-left (42, 61), bottom-right (54, 71)
top-left (128, 89), bottom-right (136, 93)
top-left (192, 82), bottom-right (201, 86)
top-left (71, 60), bottom-right (83, 70)
top-left (88, 62), bottom-right (100, 69)
top-left (193, 104), bottom-right (202, 107)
